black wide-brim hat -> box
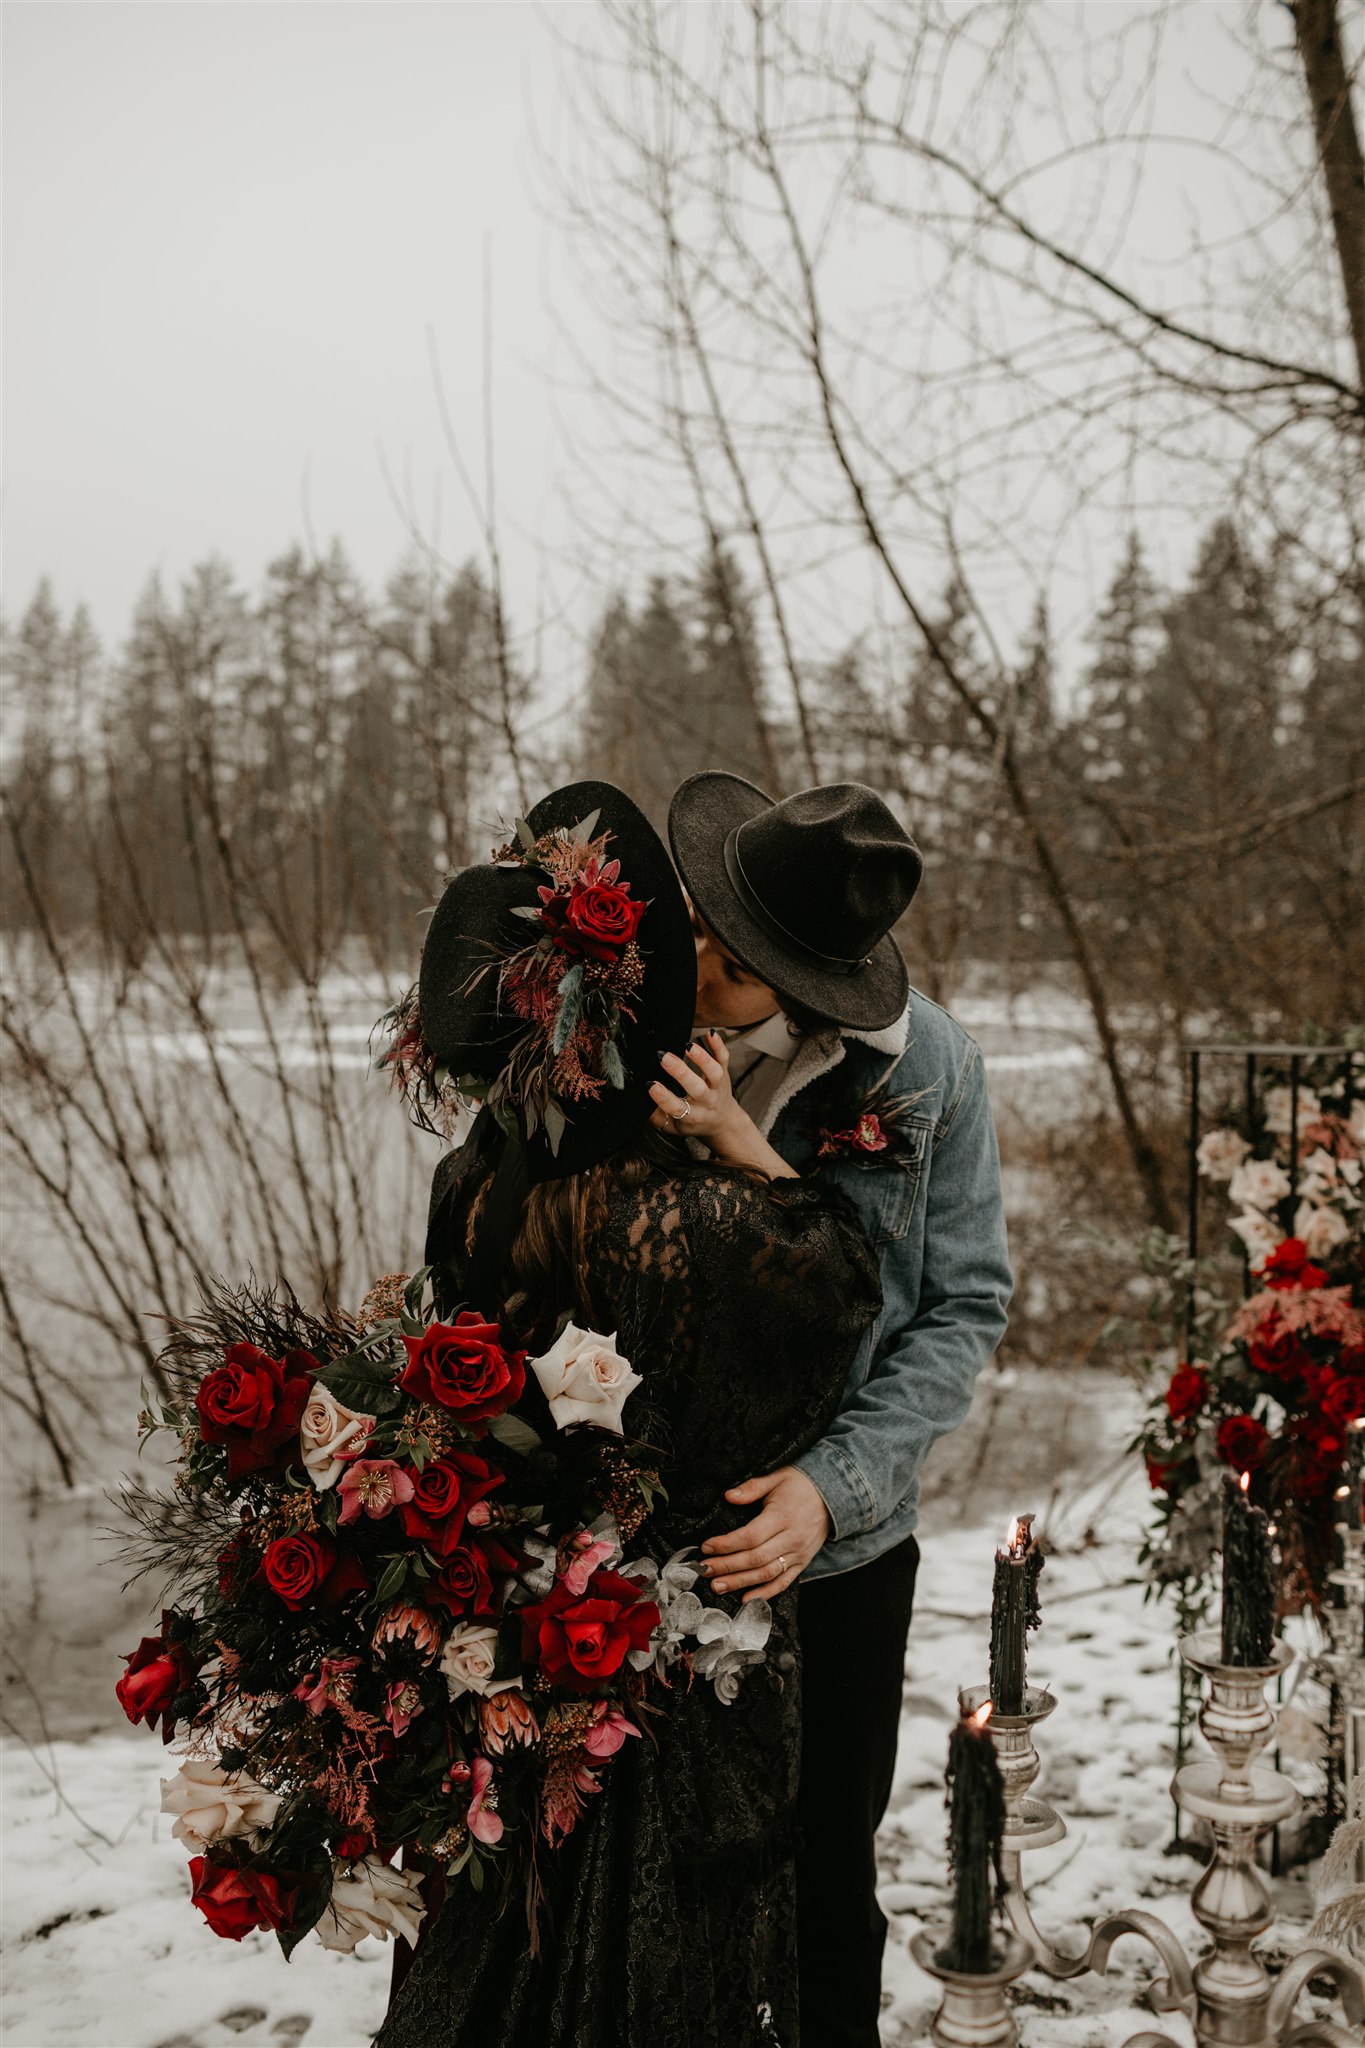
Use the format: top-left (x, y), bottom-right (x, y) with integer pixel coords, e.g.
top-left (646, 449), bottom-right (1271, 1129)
top-left (418, 780), bottom-right (696, 1179)
top-left (669, 774), bottom-right (921, 1032)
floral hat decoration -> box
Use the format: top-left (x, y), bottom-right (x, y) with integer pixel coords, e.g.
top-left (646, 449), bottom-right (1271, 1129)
top-left (378, 781), bottom-right (696, 1182)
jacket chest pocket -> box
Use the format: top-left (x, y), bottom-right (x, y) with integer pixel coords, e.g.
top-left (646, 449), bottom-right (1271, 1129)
top-left (827, 1123), bottom-right (929, 1247)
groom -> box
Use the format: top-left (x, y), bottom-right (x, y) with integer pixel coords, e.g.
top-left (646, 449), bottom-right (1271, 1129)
top-left (662, 776), bottom-right (1013, 2048)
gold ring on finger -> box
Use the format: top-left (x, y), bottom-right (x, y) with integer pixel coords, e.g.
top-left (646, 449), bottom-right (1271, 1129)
top-left (777, 1554), bottom-right (788, 1575)
top-left (677, 1101), bottom-right (691, 1119)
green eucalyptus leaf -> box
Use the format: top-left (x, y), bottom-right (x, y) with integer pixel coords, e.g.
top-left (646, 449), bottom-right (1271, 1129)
top-left (571, 809), bottom-right (600, 844)
top-left (515, 817), bottom-right (536, 851)
top-left (485, 1411), bottom-right (543, 1457)
top-left (373, 1554), bottom-right (408, 1607)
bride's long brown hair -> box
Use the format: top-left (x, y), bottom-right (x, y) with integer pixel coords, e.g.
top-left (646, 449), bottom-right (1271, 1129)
top-left (463, 1124), bottom-right (688, 1346)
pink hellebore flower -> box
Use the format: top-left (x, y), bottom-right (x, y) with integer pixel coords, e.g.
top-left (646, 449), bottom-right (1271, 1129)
top-left (337, 1458), bottom-right (416, 1527)
top-left (384, 1678), bottom-right (424, 1739)
top-left (583, 1703), bottom-right (638, 1760)
top-left (467, 1755), bottom-right (503, 1846)
top-left (560, 1532), bottom-right (617, 1599)
top-left (294, 1655), bottom-right (362, 1715)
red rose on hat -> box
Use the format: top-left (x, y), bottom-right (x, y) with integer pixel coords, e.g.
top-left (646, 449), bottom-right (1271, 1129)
top-left (399, 1316), bottom-right (525, 1431)
top-left (539, 879), bottom-right (645, 962)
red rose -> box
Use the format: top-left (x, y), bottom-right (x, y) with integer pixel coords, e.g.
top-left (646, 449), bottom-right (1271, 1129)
top-left (563, 881), bottom-right (645, 959)
top-left (196, 1344), bottom-right (315, 1481)
top-left (519, 1566), bottom-right (660, 1694)
top-left (115, 1614), bottom-right (198, 1739)
top-left (1164, 1364), bottom-right (1208, 1423)
top-left (1295, 1419), bottom-right (1348, 1489)
top-left (1145, 1456), bottom-right (1177, 1494)
top-left (1249, 1326), bottom-right (1312, 1380)
top-left (188, 1854), bottom-right (299, 1941)
top-left (333, 1830), bottom-right (372, 1862)
top-left (261, 1532), bottom-right (367, 1611)
top-left (398, 1452), bottom-right (502, 1557)
top-left (1323, 1376), bottom-right (1365, 1429)
top-left (426, 1534), bottom-right (517, 1616)
top-left (399, 1316), bottom-right (525, 1430)
top-left (1216, 1414), bottom-right (1270, 1472)
top-left (1262, 1239), bottom-right (1329, 1292)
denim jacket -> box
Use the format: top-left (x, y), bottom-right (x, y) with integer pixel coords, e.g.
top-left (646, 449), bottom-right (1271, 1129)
top-left (759, 989), bottom-right (1013, 1581)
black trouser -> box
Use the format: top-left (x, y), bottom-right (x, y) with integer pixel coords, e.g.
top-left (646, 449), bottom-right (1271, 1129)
top-left (795, 1531), bottom-right (920, 2048)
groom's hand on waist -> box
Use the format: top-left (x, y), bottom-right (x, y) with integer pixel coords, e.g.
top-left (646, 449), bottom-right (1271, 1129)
top-left (700, 1467), bottom-right (831, 1603)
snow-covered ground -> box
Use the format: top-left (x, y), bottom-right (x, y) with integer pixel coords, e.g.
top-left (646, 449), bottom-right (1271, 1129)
top-left (1, 1436), bottom-right (1339, 2048)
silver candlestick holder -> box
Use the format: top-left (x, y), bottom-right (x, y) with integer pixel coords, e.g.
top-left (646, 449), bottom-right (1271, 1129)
top-left (932, 1638), bottom-right (1365, 2047)
top-left (909, 1931), bottom-right (1034, 2047)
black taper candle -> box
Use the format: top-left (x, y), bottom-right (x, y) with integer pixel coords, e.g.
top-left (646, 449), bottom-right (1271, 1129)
top-left (1221, 1469), bottom-right (1276, 1667)
top-left (939, 1701), bottom-right (1008, 1974)
top-left (989, 1513), bottom-right (1043, 1714)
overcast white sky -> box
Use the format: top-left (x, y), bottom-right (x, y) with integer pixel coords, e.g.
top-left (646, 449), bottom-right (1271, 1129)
top-left (4, 2), bottom-right (595, 647)
top-left (3, 1), bottom-right (1349, 709)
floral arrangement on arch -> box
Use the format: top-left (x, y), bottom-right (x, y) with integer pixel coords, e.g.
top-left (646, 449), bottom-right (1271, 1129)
top-left (1137, 1082), bottom-right (1365, 1616)
top-left (117, 1270), bottom-right (771, 1960)
top-left (374, 811), bottom-right (648, 1156)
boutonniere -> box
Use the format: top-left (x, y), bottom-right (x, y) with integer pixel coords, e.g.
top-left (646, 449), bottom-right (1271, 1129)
top-left (818, 1087), bottom-right (925, 1169)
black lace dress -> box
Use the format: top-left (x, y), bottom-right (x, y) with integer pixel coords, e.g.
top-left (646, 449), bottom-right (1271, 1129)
top-left (374, 1165), bottom-right (880, 2048)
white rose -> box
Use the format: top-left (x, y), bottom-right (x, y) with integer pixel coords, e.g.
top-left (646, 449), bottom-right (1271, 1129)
top-left (159, 1759), bottom-right (280, 1851)
top-left (1351, 1102), bottom-right (1365, 1148)
top-left (1228, 1209), bottom-right (1280, 1269)
top-left (315, 1855), bottom-right (427, 1954)
top-left (1294, 1202), bottom-right (1351, 1259)
top-left (1227, 1157), bottom-right (1292, 1214)
top-left (1196, 1128), bottom-right (1250, 1183)
top-left (438, 1622), bottom-right (521, 1701)
top-left (1262, 1085), bottom-right (1320, 1137)
top-left (530, 1324), bottom-right (642, 1434)
top-left (300, 1383), bottom-right (376, 1490)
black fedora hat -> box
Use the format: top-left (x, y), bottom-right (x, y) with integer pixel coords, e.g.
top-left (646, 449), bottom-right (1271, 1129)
top-left (669, 774), bottom-right (921, 1031)
top-left (418, 780), bottom-right (696, 1179)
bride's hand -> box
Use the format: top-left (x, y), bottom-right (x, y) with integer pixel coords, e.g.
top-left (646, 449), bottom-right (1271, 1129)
top-left (650, 1035), bottom-right (799, 1179)
top-left (649, 1033), bottom-right (747, 1151)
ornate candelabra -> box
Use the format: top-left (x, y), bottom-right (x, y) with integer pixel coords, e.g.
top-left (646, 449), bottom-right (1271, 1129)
top-left (1317, 1517), bottom-right (1365, 1957)
top-left (920, 1638), bottom-right (1365, 2047)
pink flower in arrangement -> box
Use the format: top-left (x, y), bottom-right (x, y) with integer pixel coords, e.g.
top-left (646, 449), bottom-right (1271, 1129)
top-left (384, 1679), bottom-right (424, 1739)
top-left (294, 1656), bottom-right (362, 1716)
top-left (560, 1531), bottom-right (618, 1598)
top-left (466, 1755), bottom-right (503, 1845)
top-left (337, 1460), bottom-right (416, 1526)
top-left (540, 1761), bottom-right (601, 1848)
top-left (583, 1703), bottom-right (639, 1760)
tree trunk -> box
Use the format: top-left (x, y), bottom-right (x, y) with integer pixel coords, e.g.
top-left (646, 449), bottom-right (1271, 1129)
top-left (1292, 0), bottom-right (1365, 391)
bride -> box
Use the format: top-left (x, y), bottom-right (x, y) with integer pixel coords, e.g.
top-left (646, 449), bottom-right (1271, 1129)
top-left (375, 781), bottom-right (880, 2048)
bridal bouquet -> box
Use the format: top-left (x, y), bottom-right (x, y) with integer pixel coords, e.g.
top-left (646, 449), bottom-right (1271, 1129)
top-left (117, 1271), bottom-right (771, 1958)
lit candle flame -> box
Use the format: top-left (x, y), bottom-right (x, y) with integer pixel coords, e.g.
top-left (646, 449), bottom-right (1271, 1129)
top-left (1239, 1470), bottom-right (1251, 1494)
top-left (1336, 1486), bottom-right (1351, 1500)
top-left (1005, 1516), bottom-right (1021, 1552)
top-left (970, 1701), bottom-right (993, 1730)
